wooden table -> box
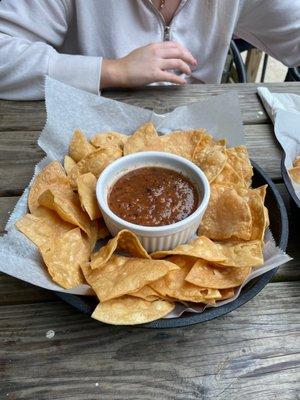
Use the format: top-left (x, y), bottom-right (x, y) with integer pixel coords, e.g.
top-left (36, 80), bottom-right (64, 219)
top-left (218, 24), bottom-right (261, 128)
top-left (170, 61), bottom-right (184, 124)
top-left (0, 83), bottom-right (299, 400)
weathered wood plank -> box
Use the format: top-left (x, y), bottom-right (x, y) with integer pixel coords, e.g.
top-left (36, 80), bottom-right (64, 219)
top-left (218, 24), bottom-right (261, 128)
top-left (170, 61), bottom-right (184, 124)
top-left (1, 83), bottom-right (300, 132)
top-left (0, 273), bottom-right (55, 305)
top-left (0, 282), bottom-right (299, 400)
top-left (0, 123), bottom-right (282, 196)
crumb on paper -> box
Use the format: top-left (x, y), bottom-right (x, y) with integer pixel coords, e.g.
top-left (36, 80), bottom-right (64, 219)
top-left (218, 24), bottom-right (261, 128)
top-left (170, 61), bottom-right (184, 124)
top-left (95, 382), bottom-right (99, 387)
top-left (46, 329), bottom-right (55, 339)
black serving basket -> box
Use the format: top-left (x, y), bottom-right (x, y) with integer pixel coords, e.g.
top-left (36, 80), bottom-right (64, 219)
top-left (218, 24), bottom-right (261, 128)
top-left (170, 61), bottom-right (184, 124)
top-left (281, 155), bottom-right (300, 208)
top-left (55, 161), bottom-right (289, 328)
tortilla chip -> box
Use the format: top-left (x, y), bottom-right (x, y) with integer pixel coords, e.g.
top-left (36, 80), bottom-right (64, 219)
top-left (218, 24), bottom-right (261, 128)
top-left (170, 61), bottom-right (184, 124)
top-left (76, 146), bottom-right (122, 178)
top-left (226, 145), bottom-right (253, 187)
top-left (69, 129), bottom-right (95, 162)
top-left (199, 184), bottom-right (252, 240)
top-left (92, 296), bottom-right (174, 325)
top-left (159, 129), bottom-right (206, 160)
top-left (40, 228), bottom-right (89, 289)
top-left (90, 228), bottom-right (142, 259)
top-left (293, 156), bottom-right (300, 168)
top-left (289, 166), bottom-right (300, 183)
top-left (165, 255), bottom-right (198, 268)
top-left (28, 161), bottom-right (72, 213)
top-left (193, 136), bottom-right (227, 182)
top-left (151, 236), bottom-right (227, 262)
top-left (38, 189), bottom-right (97, 248)
top-left (64, 155), bottom-right (77, 176)
top-left (185, 259), bottom-right (251, 289)
top-left (124, 123), bottom-right (205, 160)
top-left (151, 266), bottom-right (222, 303)
top-left (77, 173), bottom-right (102, 220)
top-left (97, 220), bottom-right (110, 240)
top-left (130, 286), bottom-right (161, 302)
top-left (82, 256), bottom-right (179, 302)
top-left (219, 288), bottom-right (235, 300)
top-left (215, 239), bottom-right (264, 268)
top-left (123, 122), bottom-right (159, 155)
top-left (90, 131), bottom-right (127, 150)
top-left (91, 229), bottom-right (150, 269)
top-left (213, 162), bottom-right (245, 188)
top-left (15, 212), bottom-right (73, 250)
top-left (68, 164), bottom-right (81, 189)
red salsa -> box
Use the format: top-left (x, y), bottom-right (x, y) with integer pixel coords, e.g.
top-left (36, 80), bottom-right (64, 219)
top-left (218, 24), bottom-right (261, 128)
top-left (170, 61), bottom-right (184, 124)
top-left (108, 167), bottom-right (200, 226)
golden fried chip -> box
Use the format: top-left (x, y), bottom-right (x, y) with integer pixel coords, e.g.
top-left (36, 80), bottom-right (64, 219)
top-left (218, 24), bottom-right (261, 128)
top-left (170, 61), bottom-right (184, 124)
top-left (91, 229), bottom-right (150, 269)
top-left (193, 136), bottom-right (227, 182)
top-left (15, 212), bottom-right (73, 250)
top-left (69, 129), bottom-right (95, 162)
top-left (130, 286), bottom-right (161, 301)
top-left (293, 156), bottom-right (300, 168)
top-left (77, 173), bottom-right (102, 220)
top-left (90, 131), bottom-right (127, 149)
top-left (289, 166), bottom-right (300, 183)
top-left (185, 259), bottom-right (251, 289)
top-left (151, 266), bottom-right (222, 303)
top-left (165, 255), bottom-right (198, 268)
top-left (92, 296), bottom-right (175, 325)
top-left (28, 161), bottom-right (72, 213)
top-left (219, 288), bottom-right (235, 300)
top-left (226, 145), bottom-right (253, 187)
top-left (76, 146), bottom-right (122, 178)
top-left (213, 162), bottom-right (245, 188)
top-left (82, 256), bottom-right (179, 302)
top-left (38, 189), bottom-right (97, 248)
top-left (123, 122), bottom-right (159, 155)
top-left (68, 164), bottom-right (81, 189)
top-left (248, 187), bottom-right (267, 241)
top-left (64, 155), bottom-right (76, 175)
top-left (215, 239), bottom-right (263, 268)
top-left (40, 228), bottom-right (89, 289)
top-left (151, 236), bottom-right (227, 262)
top-left (159, 129), bottom-right (206, 160)
top-left (124, 122), bottom-right (205, 160)
top-left (199, 184), bottom-right (252, 240)
top-left (97, 220), bottom-right (110, 240)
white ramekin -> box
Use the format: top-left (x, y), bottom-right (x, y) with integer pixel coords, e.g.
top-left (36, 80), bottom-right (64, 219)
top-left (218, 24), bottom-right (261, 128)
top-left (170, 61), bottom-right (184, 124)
top-left (96, 151), bottom-right (210, 253)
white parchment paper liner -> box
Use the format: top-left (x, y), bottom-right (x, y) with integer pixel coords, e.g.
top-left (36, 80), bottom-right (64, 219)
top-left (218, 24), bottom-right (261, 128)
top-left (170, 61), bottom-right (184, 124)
top-left (257, 87), bottom-right (300, 199)
top-left (0, 78), bottom-right (291, 318)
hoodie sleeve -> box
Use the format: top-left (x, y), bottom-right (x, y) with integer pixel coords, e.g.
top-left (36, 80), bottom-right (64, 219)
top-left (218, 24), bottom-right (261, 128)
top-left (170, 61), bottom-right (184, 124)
top-left (0, 0), bottom-right (101, 100)
top-left (235, 0), bottom-right (300, 68)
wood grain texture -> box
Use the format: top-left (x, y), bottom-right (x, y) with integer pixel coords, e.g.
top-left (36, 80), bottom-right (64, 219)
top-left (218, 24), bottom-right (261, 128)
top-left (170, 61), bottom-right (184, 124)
top-left (0, 282), bottom-right (299, 400)
top-left (1, 83), bottom-right (300, 132)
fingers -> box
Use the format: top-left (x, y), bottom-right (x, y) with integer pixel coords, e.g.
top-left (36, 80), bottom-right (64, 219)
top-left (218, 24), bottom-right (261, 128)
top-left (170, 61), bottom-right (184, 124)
top-left (156, 70), bottom-right (186, 85)
top-left (158, 41), bottom-right (197, 65)
top-left (160, 58), bottom-right (191, 75)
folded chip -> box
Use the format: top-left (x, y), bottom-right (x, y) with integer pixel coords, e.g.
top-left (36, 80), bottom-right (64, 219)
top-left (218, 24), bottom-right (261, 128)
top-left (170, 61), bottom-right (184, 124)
top-left (92, 296), bottom-right (175, 325)
top-left (38, 188), bottom-right (98, 248)
top-left (77, 173), bottom-right (102, 220)
top-left (82, 256), bottom-right (179, 302)
top-left (69, 129), bottom-right (95, 162)
top-left (91, 131), bottom-right (127, 150)
top-left (91, 229), bottom-right (150, 269)
top-left (28, 161), bottom-right (72, 213)
top-left (151, 266), bottom-right (221, 303)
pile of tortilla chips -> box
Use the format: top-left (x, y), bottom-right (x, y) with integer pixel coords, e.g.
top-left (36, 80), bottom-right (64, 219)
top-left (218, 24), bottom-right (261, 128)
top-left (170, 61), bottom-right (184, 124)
top-left (16, 123), bottom-right (269, 325)
top-left (289, 156), bottom-right (300, 183)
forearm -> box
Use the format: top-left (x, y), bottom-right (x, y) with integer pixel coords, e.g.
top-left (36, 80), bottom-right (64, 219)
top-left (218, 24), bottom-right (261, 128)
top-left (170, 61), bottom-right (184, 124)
top-left (0, 34), bottom-right (101, 100)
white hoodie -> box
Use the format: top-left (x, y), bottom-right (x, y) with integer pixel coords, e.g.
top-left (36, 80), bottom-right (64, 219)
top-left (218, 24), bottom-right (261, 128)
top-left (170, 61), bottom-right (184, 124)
top-left (0, 0), bottom-right (299, 100)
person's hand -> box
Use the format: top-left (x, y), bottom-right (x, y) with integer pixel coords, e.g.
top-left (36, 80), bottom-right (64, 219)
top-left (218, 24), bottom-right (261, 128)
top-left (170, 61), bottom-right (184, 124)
top-left (100, 41), bottom-right (197, 89)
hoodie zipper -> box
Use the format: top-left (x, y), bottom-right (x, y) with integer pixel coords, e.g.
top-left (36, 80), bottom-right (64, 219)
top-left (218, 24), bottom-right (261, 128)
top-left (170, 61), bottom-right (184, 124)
top-left (146, 0), bottom-right (189, 41)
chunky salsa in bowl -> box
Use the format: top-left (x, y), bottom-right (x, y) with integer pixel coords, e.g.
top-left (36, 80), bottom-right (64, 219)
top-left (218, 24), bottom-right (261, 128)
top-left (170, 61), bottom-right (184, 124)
top-left (96, 151), bottom-right (210, 253)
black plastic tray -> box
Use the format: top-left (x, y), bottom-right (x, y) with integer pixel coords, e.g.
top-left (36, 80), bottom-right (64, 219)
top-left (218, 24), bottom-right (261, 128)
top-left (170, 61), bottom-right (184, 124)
top-left (55, 161), bottom-right (289, 328)
top-left (281, 155), bottom-right (300, 208)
